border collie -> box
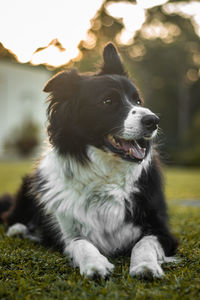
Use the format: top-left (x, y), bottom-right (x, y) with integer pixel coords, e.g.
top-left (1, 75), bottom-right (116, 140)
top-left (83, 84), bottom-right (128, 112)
top-left (0, 43), bottom-right (177, 279)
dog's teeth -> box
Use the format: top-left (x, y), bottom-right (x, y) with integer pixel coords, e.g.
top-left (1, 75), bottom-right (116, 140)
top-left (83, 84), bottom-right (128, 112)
top-left (108, 135), bottom-right (120, 147)
top-left (129, 149), bottom-right (132, 156)
top-left (135, 141), bottom-right (141, 150)
top-left (108, 135), bottom-right (115, 142)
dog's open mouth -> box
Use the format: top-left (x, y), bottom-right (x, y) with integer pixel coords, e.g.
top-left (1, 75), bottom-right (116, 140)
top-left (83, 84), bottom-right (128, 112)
top-left (105, 134), bottom-right (148, 163)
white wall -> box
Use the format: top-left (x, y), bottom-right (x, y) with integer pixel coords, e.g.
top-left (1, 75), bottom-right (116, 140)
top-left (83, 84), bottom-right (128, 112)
top-left (0, 60), bottom-right (52, 157)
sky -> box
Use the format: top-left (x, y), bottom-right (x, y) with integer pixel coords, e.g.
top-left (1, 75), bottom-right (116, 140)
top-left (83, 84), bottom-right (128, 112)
top-left (0, 0), bottom-right (199, 67)
top-left (0, 0), bottom-right (103, 66)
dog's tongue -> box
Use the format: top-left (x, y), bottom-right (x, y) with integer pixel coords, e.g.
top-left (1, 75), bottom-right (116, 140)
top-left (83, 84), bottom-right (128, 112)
top-left (121, 140), bottom-right (146, 160)
top-left (131, 144), bottom-right (146, 160)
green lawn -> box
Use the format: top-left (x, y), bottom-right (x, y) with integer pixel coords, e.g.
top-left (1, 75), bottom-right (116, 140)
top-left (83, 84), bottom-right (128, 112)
top-left (0, 161), bottom-right (200, 300)
top-left (165, 167), bottom-right (200, 200)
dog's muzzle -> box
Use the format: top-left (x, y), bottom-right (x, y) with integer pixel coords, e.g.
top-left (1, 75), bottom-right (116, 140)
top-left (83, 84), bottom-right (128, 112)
top-left (104, 113), bottom-right (159, 163)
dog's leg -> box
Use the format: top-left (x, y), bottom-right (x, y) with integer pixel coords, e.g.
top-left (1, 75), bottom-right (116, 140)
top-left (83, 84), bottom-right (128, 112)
top-left (65, 239), bottom-right (114, 278)
top-left (129, 235), bottom-right (165, 278)
top-left (7, 223), bottom-right (40, 242)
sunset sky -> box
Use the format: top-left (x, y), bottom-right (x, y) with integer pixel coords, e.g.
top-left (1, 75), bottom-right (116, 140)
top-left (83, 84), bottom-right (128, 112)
top-left (0, 0), bottom-right (199, 67)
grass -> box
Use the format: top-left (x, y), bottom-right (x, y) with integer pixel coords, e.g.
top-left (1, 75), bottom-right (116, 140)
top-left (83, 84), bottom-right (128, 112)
top-left (165, 167), bottom-right (200, 200)
top-left (0, 161), bottom-right (200, 300)
top-left (0, 160), bottom-right (33, 194)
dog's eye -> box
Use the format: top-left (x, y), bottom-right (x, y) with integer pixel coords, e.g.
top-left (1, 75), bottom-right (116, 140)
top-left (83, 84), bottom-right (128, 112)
top-left (103, 99), bottom-right (112, 105)
top-left (132, 92), bottom-right (142, 106)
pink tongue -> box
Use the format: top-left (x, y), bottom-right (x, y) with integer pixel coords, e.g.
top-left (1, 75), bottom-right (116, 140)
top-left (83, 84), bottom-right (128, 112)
top-left (131, 146), bottom-right (145, 160)
top-left (121, 140), bottom-right (145, 160)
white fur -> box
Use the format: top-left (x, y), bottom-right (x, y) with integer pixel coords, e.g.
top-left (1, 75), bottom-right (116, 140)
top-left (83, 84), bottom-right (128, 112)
top-left (38, 146), bottom-right (152, 251)
top-left (8, 138), bottom-right (175, 279)
top-left (65, 239), bottom-right (114, 278)
top-left (34, 143), bottom-right (154, 277)
top-left (7, 223), bottom-right (28, 237)
top-left (6, 67), bottom-right (173, 279)
top-left (123, 107), bottom-right (157, 140)
top-left (129, 235), bottom-right (175, 278)
top-left (7, 223), bottom-right (40, 242)
top-left (33, 100), bottom-right (159, 278)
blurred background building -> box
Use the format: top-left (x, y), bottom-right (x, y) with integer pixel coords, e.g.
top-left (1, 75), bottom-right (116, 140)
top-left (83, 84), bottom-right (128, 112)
top-left (0, 0), bottom-right (199, 165)
top-left (0, 57), bottom-right (51, 158)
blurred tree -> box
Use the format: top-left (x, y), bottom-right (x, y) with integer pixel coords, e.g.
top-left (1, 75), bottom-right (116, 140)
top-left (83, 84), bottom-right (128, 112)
top-left (124, 4), bottom-right (200, 164)
top-left (0, 42), bottom-right (17, 61)
top-left (74, 0), bottom-right (200, 165)
top-left (4, 119), bottom-right (40, 157)
top-left (77, 3), bottom-right (124, 72)
top-left (34, 38), bottom-right (66, 55)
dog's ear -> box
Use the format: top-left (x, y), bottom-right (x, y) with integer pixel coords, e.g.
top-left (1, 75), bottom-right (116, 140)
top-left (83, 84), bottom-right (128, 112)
top-left (43, 69), bottom-right (80, 97)
top-left (100, 43), bottom-right (126, 76)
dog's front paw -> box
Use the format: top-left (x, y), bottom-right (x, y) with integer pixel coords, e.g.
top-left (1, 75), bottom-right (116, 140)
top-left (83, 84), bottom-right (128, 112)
top-left (80, 256), bottom-right (114, 279)
top-left (7, 223), bottom-right (28, 237)
top-left (129, 262), bottom-right (164, 279)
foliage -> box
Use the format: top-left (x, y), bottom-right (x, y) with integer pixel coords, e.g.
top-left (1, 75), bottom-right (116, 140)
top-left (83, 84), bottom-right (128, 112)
top-left (0, 42), bottom-right (17, 61)
top-left (123, 4), bottom-right (200, 166)
top-left (72, 0), bottom-right (200, 166)
top-left (4, 120), bottom-right (40, 157)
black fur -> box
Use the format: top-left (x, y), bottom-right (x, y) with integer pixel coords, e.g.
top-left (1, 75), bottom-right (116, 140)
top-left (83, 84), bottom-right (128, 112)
top-left (45, 73), bottom-right (143, 163)
top-left (0, 43), bottom-right (177, 275)
top-left (0, 194), bottom-right (12, 213)
top-left (132, 159), bottom-right (178, 256)
top-left (99, 43), bottom-right (127, 76)
top-left (3, 174), bottom-right (64, 251)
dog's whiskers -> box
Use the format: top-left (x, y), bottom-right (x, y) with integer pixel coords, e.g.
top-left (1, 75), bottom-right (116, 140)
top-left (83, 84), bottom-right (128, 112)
top-left (104, 126), bottom-right (124, 136)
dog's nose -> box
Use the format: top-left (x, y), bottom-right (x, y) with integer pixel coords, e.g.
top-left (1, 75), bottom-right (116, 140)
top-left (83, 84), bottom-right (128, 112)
top-left (141, 115), bottom-right (160, 131)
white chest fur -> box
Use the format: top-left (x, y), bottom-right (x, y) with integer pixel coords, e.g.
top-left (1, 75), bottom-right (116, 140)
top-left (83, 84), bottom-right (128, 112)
top-left (38, 146), bottom-right (151, 255)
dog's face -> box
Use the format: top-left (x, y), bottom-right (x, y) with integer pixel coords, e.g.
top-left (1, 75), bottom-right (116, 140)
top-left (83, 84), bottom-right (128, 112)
top-left (44, 43), bottom-right (159, 163)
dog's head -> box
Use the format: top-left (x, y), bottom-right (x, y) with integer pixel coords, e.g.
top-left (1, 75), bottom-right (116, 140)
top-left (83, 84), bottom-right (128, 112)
top-left (44, 43), bottom-right (159, 163)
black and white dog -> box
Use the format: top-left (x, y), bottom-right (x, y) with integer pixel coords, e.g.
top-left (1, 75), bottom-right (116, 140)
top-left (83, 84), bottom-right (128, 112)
top-left (1, 43), bottom-right (178, 279)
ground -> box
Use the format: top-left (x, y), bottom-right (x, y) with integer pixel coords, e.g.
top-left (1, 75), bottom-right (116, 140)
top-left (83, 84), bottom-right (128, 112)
top-left (0, 161), bottom-right (200, 300)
